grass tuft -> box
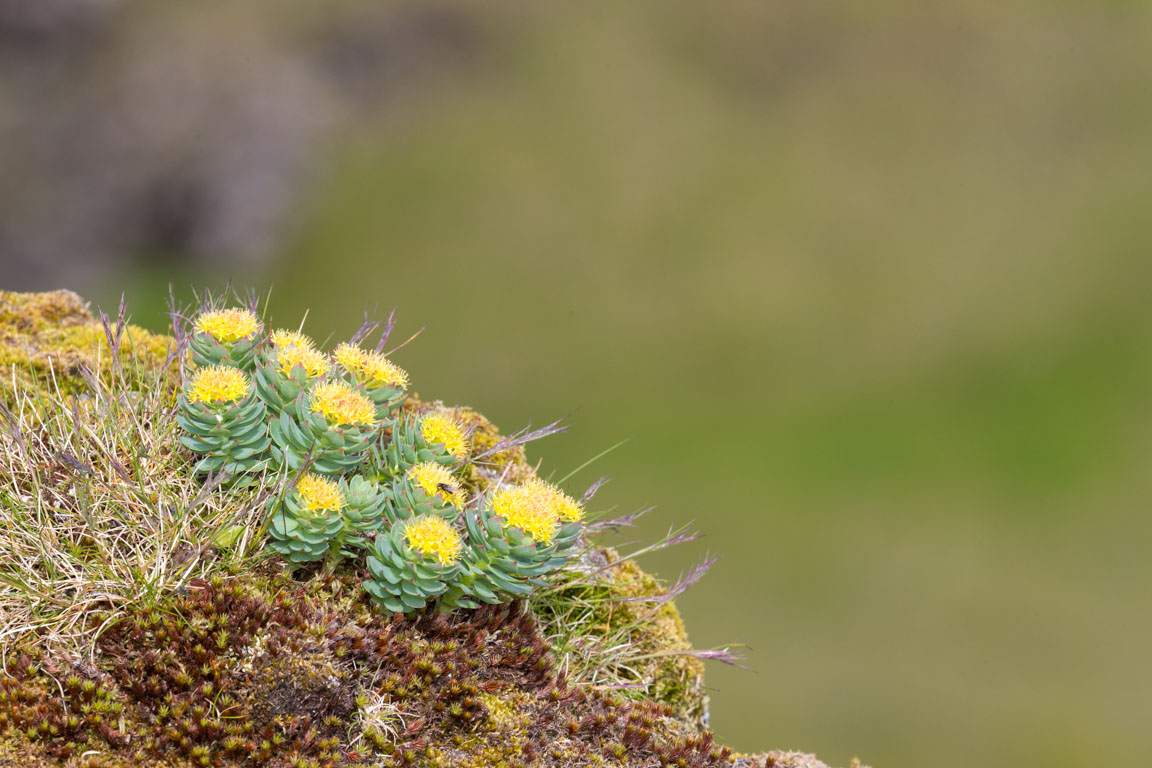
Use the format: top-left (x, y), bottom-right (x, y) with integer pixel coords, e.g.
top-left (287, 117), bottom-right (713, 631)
top-left (0, 349), bottom-right (269, 656)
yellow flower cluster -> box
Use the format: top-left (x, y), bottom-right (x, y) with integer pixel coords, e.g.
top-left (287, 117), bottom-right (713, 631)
top-left (195, 308), bottom-right (261, 344)
top-left (296, 473), bottom-right (345, 513)
top-left (420, 412), bottom-right (469, 460)
top-left (310, 381), bottom-right (376, 427)
top-left (490, 478), bottom-right (583, 544)
top-left (187, 365), bottom-right (249, 404)
top-left (278, 345), bottom-right (329, 378)
top-left (547, 483), bottom-right (585, 523)
top-left (407, 462), bottom-right (466, 509)
top-left (270, 329), bottom-right (312, 349)
top-left (403, 515), bottom-right (463, 565)
top-left (335, 342), bottom-right (409, 388)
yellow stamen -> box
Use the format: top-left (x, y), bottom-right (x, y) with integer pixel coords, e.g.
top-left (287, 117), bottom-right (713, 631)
top-left (194, 308), bottom-right (260, 344)
top-left (421, 412), bottom-right (468, 460)
top-left (296, 473), bottom-right (345, 513)
top-left (336, 342), bottom-right (409, 388)
top-left (361, 353), bottom-right (409, 388)
top-left (334, 342), bottom-right (368, 373)
top-left (278, 344), bottom-right (329, 378)
top-left (310, 381), bottom-right (376, 427)
top-left (271, 329), bottom-right (315, 350)
top-left (407, 462), bottom-right (466, 509)
top-left (490, 483), bottom-right (560, 544)
top-left (403, 515), bottom-right (463, 565)
top-left (187, 365), bottom-right (249, 404)
top-left (524, 477), bottom-right (584, 523)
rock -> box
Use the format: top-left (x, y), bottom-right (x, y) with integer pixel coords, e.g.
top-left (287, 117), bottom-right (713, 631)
top-left (0, 290), bottom-right (861, 767)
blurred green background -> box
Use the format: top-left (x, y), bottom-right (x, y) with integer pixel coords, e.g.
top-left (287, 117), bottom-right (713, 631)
top-left (7, 0), bottom-right (1152, 765)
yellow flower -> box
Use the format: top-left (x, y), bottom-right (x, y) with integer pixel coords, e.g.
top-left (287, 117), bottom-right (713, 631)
top-left (270, 329), bottom-right (315, 350)
top-left (278, 344), bottom-right (329, 378)
top-left (361, 353), bottom-right (408, 388)
top-left (310, 381), bottom-right (376, 427)
top-left (187, 365), bottom-right (249, 404)
top-left (421, 412), bottom-right (468, 460)
top-left (296, 473), bottom-right (345, 513)
top-left (194, 308), bottom-right (261, 344)
top-left (523, 477), bottom-right (584, 523)
top-left (336, 342), bottom-right (409, 388)
top-left (490, 483), bottom-right (560, 544)
top-left (407, 462), bottom-right (466, 509)
top-left (403, 515), bottom-right (463, 565)
top-left (334, 342), bottom-right (368, 373)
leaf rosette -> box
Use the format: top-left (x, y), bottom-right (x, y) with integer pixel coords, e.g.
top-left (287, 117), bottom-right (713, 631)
top-left (188, 308), bottom-right (263, 370)
top-left (371, 412), bottom-right (466, 479)
top-left (382, 462), bottom-right (465, 525)
top-left (270, 380), bottom-right (379, 476)
top-left (339, 474), bottom-right (387, 545)
top-left (267, 473), bottom-right (347, 564)
top-left (254, 330), bottom-right (329, 414)
top-left (364, 515), bottom-right (463, 614)
top-left (177, 366), bottom-right (271, 476)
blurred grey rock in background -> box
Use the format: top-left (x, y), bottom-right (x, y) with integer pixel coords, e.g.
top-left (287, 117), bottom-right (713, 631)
top-left (0, 0), bottom-right (480, 289)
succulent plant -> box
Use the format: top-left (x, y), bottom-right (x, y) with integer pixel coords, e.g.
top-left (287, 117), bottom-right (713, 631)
top-left (267, 473), bottom-right (349, 564)
top-left (333, 342), bottom-right (409, 422)
top-left (382, 461), bottom-right (465, 525)
top-left (438, 506), bottom-right (540, 610)
top-left (339, 473), bottom-right (388, 546)
top-left (172, 306), bottom-right (588, 616)
top-left (177, 365), bottom-right (271, 476)
top-left (188, 308), bottom-right (263, 370)
top-left (529, 478), bottom-right (586, 569)
top-left (371, 411), bottom-right (468, 479)
top-left (439, 479), bottom-right (585, 609)
top-left (254, 329), bottom-right (329, 413)
top-left (270, 379), bottom-right (378, 476)
top-left (364, 514), bottom-right (463, 614)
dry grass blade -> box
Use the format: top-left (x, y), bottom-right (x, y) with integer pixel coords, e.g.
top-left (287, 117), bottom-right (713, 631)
top-left (0, 357), bottom-right (268, 658)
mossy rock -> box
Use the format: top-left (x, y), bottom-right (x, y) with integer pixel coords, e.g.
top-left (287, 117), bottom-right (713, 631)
top-left (0, 291), bottom-right (863, 768)
top-left (0, 289), bottom-right (174, 405)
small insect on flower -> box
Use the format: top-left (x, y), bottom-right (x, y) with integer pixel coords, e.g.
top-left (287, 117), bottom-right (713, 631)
top-left (277, 344), bottom-right (329, 378)
top-left (421, 412), bottom-right (469, 461)
top-left (490, 482), bottom-right (561, 544)
top-left (187, 366), bottom-right (250, 404)
top-left (403, 515), bottom-right (463, 565)
top-left (407, 462), bottom-right (466, 509)
top-left (296, 473), bottom-right (346, 513)
top-left (310, 381), bottom-right (376, 427)
top-left (194, 308), bottom-right (261, 343)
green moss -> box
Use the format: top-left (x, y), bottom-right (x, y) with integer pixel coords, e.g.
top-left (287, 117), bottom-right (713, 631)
top-left (0, 290), bottom-right (175, 405)
top-left (606, 556), bottom-right (707, 727)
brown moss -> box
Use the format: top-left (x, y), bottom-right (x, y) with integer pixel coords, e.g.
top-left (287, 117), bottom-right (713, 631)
top-left (0, 572), bottom-right (733, 768)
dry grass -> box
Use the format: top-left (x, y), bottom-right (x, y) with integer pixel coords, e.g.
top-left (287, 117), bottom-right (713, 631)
top-left (0, 343), bottom-right (272, 657)
top-left (532, 519), bottom-right (740, 702)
